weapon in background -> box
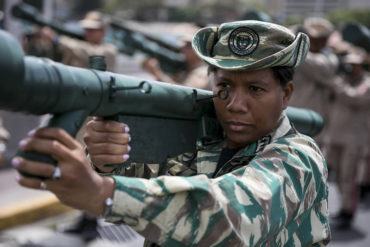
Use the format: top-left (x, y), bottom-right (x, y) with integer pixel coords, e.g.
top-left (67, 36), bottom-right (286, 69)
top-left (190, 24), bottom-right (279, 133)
top-left (11, 3), bottom-right (84, 40)
top-left (342, 22), bottom-right (370, 53)
top-left (11, 2), bottom-right (187, 73)
top-left (109, 18), bottom-right (187, 73)
top-left (0, 30), bottom-right (324, 177)
top-left (109, 17), bottom-right (182, 53)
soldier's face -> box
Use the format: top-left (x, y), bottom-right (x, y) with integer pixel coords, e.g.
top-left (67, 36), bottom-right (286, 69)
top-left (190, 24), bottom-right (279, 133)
top-left (309, 36), bottom-right (327, 53)
top-left (211, 68), bottom-right (292, 148)
top-left (84, 28), bottom-right (105, 45)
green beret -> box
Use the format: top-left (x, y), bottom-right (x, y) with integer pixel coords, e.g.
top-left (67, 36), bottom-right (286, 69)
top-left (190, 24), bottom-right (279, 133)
top-left (192, 20), bottom-right (310, 71)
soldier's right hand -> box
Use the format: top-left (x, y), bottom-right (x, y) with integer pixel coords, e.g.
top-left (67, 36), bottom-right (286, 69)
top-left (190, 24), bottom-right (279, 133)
top-left (84, 117), bottom-right (131, 173)
top-left (40, 27), bottom-right (57, 44)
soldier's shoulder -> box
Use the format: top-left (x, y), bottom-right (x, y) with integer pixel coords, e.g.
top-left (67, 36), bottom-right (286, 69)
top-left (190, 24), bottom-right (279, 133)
top-left (263, 131), bottom-right (324, 163)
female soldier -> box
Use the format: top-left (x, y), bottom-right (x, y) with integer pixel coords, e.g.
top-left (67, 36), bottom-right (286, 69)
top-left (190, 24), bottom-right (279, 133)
top-left (13, 20), bottom-right (330, 246)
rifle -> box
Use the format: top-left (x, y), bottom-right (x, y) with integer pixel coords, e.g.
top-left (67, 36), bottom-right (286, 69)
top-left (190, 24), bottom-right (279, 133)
top-left (0, 30), bottom-right (323, 175)
top-left (11, 2), bottom-right (187, 73)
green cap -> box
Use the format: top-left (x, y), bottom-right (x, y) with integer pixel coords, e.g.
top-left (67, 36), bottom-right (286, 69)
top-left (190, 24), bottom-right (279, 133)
top-left (192, 20), bottom-right (310, 71)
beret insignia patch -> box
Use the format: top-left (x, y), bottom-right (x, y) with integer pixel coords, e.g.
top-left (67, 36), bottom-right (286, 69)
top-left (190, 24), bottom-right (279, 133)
top-left (228, 27), bottom-right (259, 56)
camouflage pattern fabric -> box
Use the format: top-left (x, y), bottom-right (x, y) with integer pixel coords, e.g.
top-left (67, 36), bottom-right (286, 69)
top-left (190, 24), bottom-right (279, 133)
top-left (0, 117), bottom-right (9, 153)
top-left (192, 20), bottom-right (310, 71)
top-left (104, 113), bottom-right (330, 246)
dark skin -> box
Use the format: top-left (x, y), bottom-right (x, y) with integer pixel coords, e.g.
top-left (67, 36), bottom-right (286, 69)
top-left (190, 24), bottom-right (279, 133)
top-left (12, 127), bottom-right (116, 215)
top-left (211, 68), bottom-right (293, 148)
top-left (12, 67), bottom-right (293, 215)
top-left (345, 63), bottom-right (365, 86)
top-left (84, 28), bottom-right (106, 45)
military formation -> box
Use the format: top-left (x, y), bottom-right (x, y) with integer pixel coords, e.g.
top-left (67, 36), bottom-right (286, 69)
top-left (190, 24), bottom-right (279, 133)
top-left (0, 2), bottom-right (370, 246)
top-left (289, 17), bottom-right (370, 230)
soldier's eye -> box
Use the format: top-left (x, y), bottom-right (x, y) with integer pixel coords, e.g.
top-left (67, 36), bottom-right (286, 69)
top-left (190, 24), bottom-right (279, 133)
top-left (217, 82), bottom-right (229, 88)
top-left (249, 86), bottom-right (263, 92)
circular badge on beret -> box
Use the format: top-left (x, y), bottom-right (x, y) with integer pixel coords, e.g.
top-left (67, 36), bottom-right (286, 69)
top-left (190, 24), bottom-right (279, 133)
top-left (228, 27), bottom-right (259, 56)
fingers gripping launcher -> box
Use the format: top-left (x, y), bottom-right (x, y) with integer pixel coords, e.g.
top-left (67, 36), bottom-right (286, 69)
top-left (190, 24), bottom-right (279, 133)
top-left (0, 30), bottom-right (324, 176)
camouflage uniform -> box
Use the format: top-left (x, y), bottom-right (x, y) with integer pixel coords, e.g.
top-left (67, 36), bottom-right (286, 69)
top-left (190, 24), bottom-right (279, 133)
top-left (92, 20), bottom-right (329, 246)
top-left (0, 117), bottom-right (9, 154)
top-left (103, 113), bottom-right (330, 246)
top-left (192, 21), bottom-right (309, 71)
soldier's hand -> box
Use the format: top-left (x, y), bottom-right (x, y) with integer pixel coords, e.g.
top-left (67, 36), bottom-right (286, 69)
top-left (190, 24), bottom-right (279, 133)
top-left (141, 58), bottom-right (160, 74)
top-left (40, 27), bottom-right (57, 44)
top-left (13, 127), bottom-right (115, 216)
top-left (84, 117), bottom-right (131, 173)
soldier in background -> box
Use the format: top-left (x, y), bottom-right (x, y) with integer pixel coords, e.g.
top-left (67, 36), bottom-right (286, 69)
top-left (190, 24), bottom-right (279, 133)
top-left (289, 17), bottom-right (339, 149)
top-left (40, 11), bottom-right (117, 72)
top-left (0, 117), bottom-right (10, 168)
top-left (359, 50), bottom-right (370, 201)
top-left (325, 46), bottom-right (370, 230)
top-left (141, 25), bottom-right (211, 90)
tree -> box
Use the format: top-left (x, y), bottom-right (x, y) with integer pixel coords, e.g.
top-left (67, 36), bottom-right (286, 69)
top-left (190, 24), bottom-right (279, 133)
top-left (327, 9), bottom-right (370, 28)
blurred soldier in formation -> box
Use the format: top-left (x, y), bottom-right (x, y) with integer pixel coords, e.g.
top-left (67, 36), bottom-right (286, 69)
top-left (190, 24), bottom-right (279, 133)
top-left (325, 46), bottom-right (370, 230)
top-left (40, 11), bottom-right (117, 72)
top-left (358, 49), bottom-right (370, 202)
top-left (289, 17), bottom-right (339, 149)
top-left (141, 25), bottom-right (211, 90)
top-left (0, 117), bottom-right (10, 168)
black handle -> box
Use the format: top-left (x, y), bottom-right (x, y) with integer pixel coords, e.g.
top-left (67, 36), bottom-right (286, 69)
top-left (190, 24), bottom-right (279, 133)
top-left (17, 110), bottom-right (89, 178)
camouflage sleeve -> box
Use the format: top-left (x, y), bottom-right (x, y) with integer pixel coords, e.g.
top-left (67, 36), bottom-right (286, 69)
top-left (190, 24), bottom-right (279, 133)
top-left (88, 159), bottom-right (161, 179)
top-left (92, 153), bottom-right (196, 179)
top-left (0, 118), bottom-right (9, 152)
top-left (111, 163), bottom-right (161, 179)
top-left (105, 136), bottom-right (329, 246)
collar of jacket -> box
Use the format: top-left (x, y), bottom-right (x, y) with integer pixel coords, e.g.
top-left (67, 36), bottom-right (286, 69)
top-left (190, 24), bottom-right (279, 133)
top-left (196, 112), bottom-right (293, 177)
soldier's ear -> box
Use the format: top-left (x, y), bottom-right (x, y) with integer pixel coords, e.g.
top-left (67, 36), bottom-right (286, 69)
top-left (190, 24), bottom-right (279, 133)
top-left (282, 82), bottom-right (293, 109)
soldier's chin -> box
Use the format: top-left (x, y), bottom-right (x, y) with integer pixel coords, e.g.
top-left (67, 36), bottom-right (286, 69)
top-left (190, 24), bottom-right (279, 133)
top-left (226, 134), bottom-right (256, 148)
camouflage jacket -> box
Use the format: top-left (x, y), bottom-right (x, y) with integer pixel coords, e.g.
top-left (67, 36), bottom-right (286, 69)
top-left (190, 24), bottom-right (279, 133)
top-left (104, 114), bottom-right (330, 246)
top-left (0, 117), bottom-right (9, 153)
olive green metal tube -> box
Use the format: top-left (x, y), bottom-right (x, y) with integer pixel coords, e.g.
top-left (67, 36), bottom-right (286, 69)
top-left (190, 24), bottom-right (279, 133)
top-left (0, 29), bottom-right (323, 137)
top-left (0, 29), bottom-right (324, 168)
top-left (285, 107), bottom-right (323, 137)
